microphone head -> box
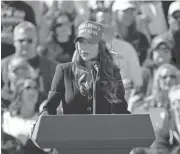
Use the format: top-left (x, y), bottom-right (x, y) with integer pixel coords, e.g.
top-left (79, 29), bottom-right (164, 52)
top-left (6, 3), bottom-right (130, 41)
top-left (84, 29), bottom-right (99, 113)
top-left (91, 60), bottom-right (99, 67)
top-left (91, 60), bottom-right (100, 70)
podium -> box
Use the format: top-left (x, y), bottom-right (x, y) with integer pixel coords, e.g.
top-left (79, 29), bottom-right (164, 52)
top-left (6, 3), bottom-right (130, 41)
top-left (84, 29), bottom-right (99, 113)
top-left (32, 114), bottom-right (155, 154)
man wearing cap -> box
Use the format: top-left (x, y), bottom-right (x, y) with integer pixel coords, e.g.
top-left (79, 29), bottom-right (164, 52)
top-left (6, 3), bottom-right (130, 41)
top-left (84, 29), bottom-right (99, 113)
top-left (157, 1), bottom-right (180, 70)
top-left (152, 84), bottom-right (180, 154)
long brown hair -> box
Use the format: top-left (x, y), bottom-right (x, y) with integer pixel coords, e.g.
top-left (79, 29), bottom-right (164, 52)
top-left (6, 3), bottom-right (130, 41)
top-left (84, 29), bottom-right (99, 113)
top-left (72, 40), bottom-right (124, 103)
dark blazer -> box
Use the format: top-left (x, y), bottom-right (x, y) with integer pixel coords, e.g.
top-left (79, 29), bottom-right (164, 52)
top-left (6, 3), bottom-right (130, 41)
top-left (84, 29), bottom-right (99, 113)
top-left (42, 62), bottom-right (130, 115)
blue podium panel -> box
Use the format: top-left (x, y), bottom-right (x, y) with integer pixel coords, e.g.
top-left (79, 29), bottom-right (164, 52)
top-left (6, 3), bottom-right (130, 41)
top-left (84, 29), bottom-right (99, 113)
top-left (32, 114), bottom-right (155, 151)
top-left (55, 148), bottom-right (132, 154)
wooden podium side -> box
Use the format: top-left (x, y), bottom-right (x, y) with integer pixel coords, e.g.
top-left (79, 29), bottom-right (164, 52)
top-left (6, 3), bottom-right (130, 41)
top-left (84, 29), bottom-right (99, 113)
top-left (32, 114), bottom-right (155, 154)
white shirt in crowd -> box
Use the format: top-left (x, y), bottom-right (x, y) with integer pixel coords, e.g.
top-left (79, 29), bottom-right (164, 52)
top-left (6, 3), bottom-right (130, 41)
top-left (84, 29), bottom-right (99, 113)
top-left (2, 111), bottom-right (38, 145)
top-left (111, 38), bottom-right (143, 88)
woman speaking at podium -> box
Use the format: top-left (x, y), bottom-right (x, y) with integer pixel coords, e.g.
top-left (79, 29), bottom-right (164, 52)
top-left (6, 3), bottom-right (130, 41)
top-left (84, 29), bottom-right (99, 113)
top-left (41, 21), bottom-right (130, 115)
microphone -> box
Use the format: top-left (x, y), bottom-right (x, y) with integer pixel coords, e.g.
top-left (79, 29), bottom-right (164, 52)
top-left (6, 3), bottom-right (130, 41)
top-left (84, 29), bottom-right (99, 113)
top-left (90, 60), bottom-right (100, 115)
top-left (91, 60), bottom-right (100, 72)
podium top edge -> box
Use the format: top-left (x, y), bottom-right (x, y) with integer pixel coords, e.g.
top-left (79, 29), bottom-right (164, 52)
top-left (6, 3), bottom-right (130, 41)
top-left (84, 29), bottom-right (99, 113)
top-left (41, 114), bottom-right (150, 117)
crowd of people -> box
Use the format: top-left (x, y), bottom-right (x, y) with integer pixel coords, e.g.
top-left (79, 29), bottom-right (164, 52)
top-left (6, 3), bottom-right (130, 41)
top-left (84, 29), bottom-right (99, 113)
top-left (1, 0), bottom-right (180, 154)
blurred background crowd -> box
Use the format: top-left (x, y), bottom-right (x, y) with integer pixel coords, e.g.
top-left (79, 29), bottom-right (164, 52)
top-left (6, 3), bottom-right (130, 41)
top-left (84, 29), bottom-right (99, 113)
top-left (1, 0), bottom-right (180, 154)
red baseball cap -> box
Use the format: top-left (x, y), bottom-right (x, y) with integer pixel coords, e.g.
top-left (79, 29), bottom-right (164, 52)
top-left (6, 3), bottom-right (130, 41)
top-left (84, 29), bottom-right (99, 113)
top-left (74, 21), bottom-right (104, 44)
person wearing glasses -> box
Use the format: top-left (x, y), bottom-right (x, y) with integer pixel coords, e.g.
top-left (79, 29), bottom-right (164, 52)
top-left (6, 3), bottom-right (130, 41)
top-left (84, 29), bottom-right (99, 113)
top-left (142, 35), bottom-right (174, 96)
top-left (156, 1), bottom-right (180, 70)
top-left (1, 21), bottom-right (58, 108)
top-left (1, 1), bottom-right (36, 59)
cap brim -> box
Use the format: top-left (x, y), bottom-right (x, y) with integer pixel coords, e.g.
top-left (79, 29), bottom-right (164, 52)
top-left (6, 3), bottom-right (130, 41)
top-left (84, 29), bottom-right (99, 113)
top-left (151, 39), bottom-right (172, 51)
top-left (74, 37), bottom-right (92, 44)
top-left (74, 32), bottom-right (99, 44)
top-left (169, 9), bottom-right (180, 16)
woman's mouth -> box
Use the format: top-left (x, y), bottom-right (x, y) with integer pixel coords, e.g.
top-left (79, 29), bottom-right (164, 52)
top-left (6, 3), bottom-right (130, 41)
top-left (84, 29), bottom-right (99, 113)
top-left (81, 53), bottom-right (89, 56)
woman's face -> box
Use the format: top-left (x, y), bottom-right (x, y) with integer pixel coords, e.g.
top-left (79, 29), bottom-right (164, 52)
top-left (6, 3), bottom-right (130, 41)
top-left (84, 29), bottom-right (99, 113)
top-left (153, 43), bottom-right (172, 66)
top-left (55, 15), bottom-right (72, 43)
top-left (117, 8), bottom-right (136, 27)
top-left (77, 38), bottom-right (99, 61)
top-left (159, 68), bottom-right (177, 91)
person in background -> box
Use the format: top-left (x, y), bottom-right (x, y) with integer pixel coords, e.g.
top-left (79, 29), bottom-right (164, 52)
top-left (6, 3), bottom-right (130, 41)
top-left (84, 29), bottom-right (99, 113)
top-left (142, 35), bottom-right (174, 96)
top-left (152, 84), bottom-right (180, 154)
top-left (1, 103), bottom-right (24, 154)
top-left (1, 57), bottom-right (42, 108)
top-left (139, 1), bottom-right (168, 39)
top-left (95, 9), bottom-right (112, 27)
top-left (129, 64), bottom-right (180, 115)
top-left (38, 0), bottom-right (78, 44)
top-left (1, 21), bottom-right (58, 104)
top-left (161, 1), bottom-right (175, 26)
top-left (37, 12), bottom-right (75, 63)
top-left (73, 1), bottom-right (91, 29)
top-left (89, 0), bottom-right (108, 21)
top-left (157, 1), bottom-right (180, 70)
top-left (57, 0), bottom-right (77, 22)
top-left (2, 78), bottom-right (48, 154)
top-left (112, 0), bottom-right (149, 66)
top-left (129, 65), bottom-right (180, 154)
top-left (1, 1), bottom-right (36, 59)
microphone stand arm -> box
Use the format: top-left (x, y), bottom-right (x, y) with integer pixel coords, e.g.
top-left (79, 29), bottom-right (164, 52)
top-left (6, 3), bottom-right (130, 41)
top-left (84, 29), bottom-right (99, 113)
top-left (91, 69), bottom-right (99, 115)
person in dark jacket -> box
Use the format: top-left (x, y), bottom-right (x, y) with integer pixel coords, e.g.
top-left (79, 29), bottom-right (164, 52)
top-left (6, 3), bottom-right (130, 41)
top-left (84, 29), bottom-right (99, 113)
top-left (40, 21), bottom-right (130, 115)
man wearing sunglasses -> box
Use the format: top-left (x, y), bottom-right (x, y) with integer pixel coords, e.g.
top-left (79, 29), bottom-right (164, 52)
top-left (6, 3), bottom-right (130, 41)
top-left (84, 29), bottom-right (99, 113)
top-left (156, 1), bottom-right (180, 70)
top-left (1, 1), bottom-right (36, 59)
top-left (2, 21), bottom-right (58, 108)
